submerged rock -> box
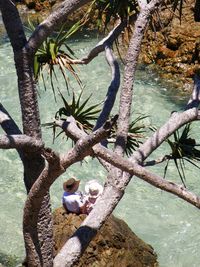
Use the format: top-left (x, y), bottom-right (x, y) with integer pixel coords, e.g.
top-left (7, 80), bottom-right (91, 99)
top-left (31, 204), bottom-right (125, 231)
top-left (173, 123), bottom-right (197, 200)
top-left (53, 207), bottom-right (158, 267)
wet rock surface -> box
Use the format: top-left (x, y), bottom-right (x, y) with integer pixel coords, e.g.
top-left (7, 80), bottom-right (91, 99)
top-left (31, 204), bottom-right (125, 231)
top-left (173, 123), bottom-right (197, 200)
top-left (14, 0), bottom-right (199, 96)
top-left (140, 0), bottom-right (200, 93)
top-left (53, 207), bottom-right (158, 267)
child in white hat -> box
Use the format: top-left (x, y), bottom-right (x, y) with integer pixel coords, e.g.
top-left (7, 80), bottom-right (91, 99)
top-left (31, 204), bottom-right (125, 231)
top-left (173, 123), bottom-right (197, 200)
top-left (84, 180), bottom-right (103, 214)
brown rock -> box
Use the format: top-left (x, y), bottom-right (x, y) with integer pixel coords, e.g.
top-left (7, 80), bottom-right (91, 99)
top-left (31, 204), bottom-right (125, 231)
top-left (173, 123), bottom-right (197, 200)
top-left (156, 45), bottom-right (178, 60)
top-left (22, 0), bottom-right (58, 11)
top-left (166, 34), bottom-right (182, 51)
top-left (53, 207), bottom-right (158, 267)
top-left (141, 0), bottom-right (200, 92)
top-left (24, 0), bottom-right (36, 9)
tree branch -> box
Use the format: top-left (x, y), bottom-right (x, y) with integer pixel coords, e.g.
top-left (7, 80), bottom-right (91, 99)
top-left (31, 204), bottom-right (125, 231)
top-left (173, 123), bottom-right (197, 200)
top-left (69, 20), bottom-right (126, 65)
top-left (133, 109), bottom-right (199, 164)
top-left (54, 3), bottom-right (163, 264)
top-left (0, 103), bottom-right (25, 160)
top-left (54, 42), bottom-right (200, 267)
top-left (27, 0), bottom-right (92, 55)
top-left (54, 141), bottom-right (200, 266)
top-left (0, 0), bottom-right (41, 138)
top-left (60, 116), bottom-right (117, 167)
top-left (25, 116), bottom-right (114, 204)
top-left (94, 145), bottom-right (200, 208)
top-left (0, 104), bottom-right (21, 134)
top-left (143, 155), bottom-right (170, 166)
top-left (0, 0), bottom-right (27, 52)
top-left (54, 115), bottom-right (117, 144)
top-left (137, 0), bottom-right (148, 10)
top-left (133, 75), bottom-right (200, 165)
top-left (53, 81), bottom-right (200, 267)
top-left (0, 134), bottom-right (43, 151)
top-left (23, 117), bottom-right (115, 264)
top-left (0, 2), bottom-right (55, 265)
top-left (114, 1), bottom-right (161, 155)
top-left (93, 46), bottom-right (120, 132)
top-left (54, 115), bottom-right (200, 210)
top-left (186, 75), bottom-right (200, 109)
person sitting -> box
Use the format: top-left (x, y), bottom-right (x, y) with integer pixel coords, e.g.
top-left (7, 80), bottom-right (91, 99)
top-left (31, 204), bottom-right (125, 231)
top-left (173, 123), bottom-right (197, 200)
top-left (84, 180), bottom-right (103, 214)
top-left (62, 177), bottom-right (87, 214)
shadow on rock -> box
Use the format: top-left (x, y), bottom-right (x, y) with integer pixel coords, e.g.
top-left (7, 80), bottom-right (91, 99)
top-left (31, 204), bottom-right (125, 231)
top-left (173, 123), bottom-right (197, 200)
top-left (53, 207), bottom-right (158, 267)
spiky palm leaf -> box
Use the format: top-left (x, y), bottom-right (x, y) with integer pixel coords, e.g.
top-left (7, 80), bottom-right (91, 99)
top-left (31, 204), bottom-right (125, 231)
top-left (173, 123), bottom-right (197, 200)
top-left (29, 19), bottom-right (85, 96)
top-left (81, 0), bottom-right (138, 47)
top-left (43, 91), bottom-right (102, 142)
top-left (86, 1), bottom-right (186, 33)
top-left (165, 123), bottom-right (200, 186)
top-left (94, 0), bottom-right (138, 29)
top-left (56, 91), bottom-right (102, 129)
top-left (108, 114), bottom-right (155, 157)
top-left (125, 115), bottom-right (156, 157)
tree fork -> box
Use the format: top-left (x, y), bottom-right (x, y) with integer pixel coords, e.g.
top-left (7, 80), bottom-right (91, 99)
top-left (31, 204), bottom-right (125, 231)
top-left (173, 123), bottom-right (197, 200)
top-left (0, 1), bottom-right (53, 266)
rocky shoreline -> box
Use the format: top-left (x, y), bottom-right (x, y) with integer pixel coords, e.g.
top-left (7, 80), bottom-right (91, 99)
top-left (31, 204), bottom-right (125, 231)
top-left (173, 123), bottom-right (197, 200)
top-left (1, 2), bottom-right (198, 265)
top-left (0, 207), bottom-right (159, 267)
top-left (140, 0), bottom-right (200, 95)
top-left (16, 0), bottom-right (200, 96)
top-left (53, 207), bottom-right (158, 267)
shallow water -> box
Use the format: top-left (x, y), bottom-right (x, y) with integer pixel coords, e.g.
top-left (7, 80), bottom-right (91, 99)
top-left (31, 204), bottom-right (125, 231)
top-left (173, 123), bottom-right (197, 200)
top-left (0, 33), bottom-right (200, 267)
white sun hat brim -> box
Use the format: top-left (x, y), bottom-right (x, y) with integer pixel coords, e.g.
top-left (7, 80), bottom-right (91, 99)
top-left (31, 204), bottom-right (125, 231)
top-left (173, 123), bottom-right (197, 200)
top-left (85, 179), bottom-right (103, 198)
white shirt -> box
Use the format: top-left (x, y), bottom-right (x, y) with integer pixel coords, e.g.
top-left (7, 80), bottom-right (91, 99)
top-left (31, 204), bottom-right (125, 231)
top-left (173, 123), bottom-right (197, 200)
top-left (62, 191), bottom-right (85, 214)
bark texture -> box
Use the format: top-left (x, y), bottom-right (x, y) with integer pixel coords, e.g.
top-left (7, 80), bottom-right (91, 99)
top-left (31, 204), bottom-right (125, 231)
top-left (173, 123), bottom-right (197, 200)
top-left (54, 1), bottom-right (164, 266)
top-left (1, 0), bottom-right (200, 266)
top-left (1, 1), bottom-right (53, 266)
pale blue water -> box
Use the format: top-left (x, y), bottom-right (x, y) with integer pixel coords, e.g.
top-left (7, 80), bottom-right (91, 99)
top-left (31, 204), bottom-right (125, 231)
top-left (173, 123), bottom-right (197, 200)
top-left (0, 33), bottom-right (200, 267)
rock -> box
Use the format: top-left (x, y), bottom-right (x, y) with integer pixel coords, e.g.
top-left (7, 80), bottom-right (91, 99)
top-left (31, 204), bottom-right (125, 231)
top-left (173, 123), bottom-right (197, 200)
top-left (140, 0), bottom-right (200, 93)
top-left (21, 0), bottom-right (59, 11)
top-left (23, 0), bottom-right (36, 9)
top-left (53, 207), bottom-right (158, 267)
top-left (156, 45), bottom-right (178, 60)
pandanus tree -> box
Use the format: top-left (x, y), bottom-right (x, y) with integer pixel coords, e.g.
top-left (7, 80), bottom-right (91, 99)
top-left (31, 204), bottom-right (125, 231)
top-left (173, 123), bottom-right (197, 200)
top-left (1, 0), bottom-right (200, 266)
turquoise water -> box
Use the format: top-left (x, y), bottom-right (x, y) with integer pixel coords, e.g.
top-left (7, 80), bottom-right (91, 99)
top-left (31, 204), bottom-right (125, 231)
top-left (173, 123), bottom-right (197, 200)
top-left (0, 33), bottom-right (200, 267)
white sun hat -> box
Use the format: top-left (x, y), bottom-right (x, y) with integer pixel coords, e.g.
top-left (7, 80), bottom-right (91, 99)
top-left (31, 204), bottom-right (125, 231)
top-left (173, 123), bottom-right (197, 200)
top-left (85, 180), bottom-right (103, 199)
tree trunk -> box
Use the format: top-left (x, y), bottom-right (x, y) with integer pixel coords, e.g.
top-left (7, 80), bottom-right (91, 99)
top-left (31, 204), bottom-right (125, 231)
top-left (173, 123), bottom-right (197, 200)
top-left (0, 2), bottom-right (53, 266)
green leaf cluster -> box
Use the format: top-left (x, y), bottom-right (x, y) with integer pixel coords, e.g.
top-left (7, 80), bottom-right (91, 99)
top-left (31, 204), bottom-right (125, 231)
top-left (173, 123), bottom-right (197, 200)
top-left (44, 90), bottom-right (154, 154)
top-left (55, 91), bottom-right (102, 131)
top-left (165, 123), bottom-right (200, 186)
top-left (93, 0), bottom-right (138, 29)
top-left (126, 115), bottom-right (156, 157)
top-left (28, 19), bottom-right (84, 95)
top-left (108, 114), bottom-right (155, 157)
